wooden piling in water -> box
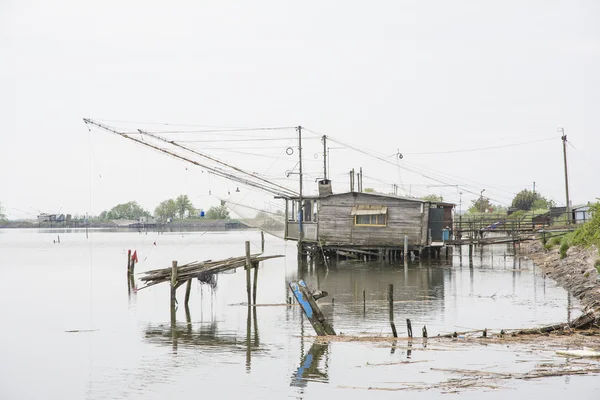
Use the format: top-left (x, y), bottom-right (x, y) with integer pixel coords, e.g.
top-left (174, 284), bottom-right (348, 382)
top-left (184, 278), bottom-right (192, 306)
top-left (422, 325), bottom-right (428, 338)
top-left (245, 241), bottom-right (252, 306)
top-left (404, 235), bottom-right (408, 261)
top-left (388, 284), bottom-right (398, 338)
top-left (127, 250), bottom-right (131, 274)
top-left (171, 261), bottom-right (178, 304)
top-left (363, 289), bottom-right (366, 315)
top-left (261, 231), bottom-right (265, 253)
top-left (406, 318), bottom-right (413, 338)
top-left (468, 244), bottom-right (473, 265)
top-left (252, 261), bottom-right (258, 305)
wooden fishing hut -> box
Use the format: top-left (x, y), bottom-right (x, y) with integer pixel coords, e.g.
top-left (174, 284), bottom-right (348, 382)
top-left (281, 180), bottom-right (455, 260)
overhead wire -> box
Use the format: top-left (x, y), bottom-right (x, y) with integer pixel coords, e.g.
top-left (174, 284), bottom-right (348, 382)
top-left (398, 137), bottom-right (560, 155)
top-left (567, 139), bottom-right (596, 169)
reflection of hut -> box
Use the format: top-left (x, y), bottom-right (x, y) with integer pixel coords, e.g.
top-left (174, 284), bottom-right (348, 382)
top-left (282, 181), bottom-right (454, 257)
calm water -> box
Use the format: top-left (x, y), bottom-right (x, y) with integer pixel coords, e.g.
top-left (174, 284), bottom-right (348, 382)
top-left (0, 229), bottom-right (598, 399)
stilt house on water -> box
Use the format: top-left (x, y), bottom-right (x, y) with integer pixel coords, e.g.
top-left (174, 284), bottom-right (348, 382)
top-left (281, 180), bottom-right (455, 260)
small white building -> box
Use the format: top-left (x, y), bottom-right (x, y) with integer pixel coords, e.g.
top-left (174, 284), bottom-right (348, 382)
top-left (572, 205), bottom-right (592, 224)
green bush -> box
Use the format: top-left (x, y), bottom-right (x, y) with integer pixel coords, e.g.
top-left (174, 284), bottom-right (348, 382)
top-left (571, 203), bottom-right (600, 248)
top-left (549, 235), bottom-right (562, 247)
top-left (560, 241), bottom-right (569, 259)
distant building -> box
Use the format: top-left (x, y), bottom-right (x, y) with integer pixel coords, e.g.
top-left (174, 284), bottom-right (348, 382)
top-left (37, 213), bottom-right (57, 223)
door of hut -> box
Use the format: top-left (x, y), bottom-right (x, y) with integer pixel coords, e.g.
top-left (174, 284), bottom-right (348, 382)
top-left (428, 208), bottom-right (444, 241)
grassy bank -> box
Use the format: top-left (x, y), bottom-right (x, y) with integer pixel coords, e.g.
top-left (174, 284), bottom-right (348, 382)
top-left (542, 202), bottom-right (600, 259)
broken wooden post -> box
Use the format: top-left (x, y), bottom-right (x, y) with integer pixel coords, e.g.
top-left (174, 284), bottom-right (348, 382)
top-left (288, 280), bottom-right (336, 336)
top-left (252, 261), bottom-right (259, 305)
top-left (245, 241), bottom-right (252, 306)
top-left (184, 279), bottom-right (192, 306)
top-left (171, 261), bottom-right (178, 302)
top-left (261, 231), bottom-right (265, 253)
top-left (127, 249), bottom-right (131, 274)
top-left (422, 325), bottom-right (428, 338)
top-left (170, 260), bottom-right (178, 327)
top-left (388, 284), bottom-right (398, 338)
top-left (406, 318), bottom-right (413, 338)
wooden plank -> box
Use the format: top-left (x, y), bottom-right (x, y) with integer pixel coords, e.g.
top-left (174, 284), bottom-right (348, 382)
top-left (299, 281), bottom-right (336, 336)
top-left (289, 280), bottom-right (336, 336)
top-left (289, 281), bottom-right (325, 336)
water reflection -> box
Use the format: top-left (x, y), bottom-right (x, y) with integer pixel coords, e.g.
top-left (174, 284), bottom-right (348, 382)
top-left (144, 305), bottom-right (261, 370)
top-left (290, 343), bottom-right (329, 387)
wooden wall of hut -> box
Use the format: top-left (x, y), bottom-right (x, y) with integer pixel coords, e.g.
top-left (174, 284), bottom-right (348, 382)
top-left (316, 193), bottom-right (429, 247)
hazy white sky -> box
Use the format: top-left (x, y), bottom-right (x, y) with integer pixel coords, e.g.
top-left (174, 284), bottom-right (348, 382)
top-left (1, 0), bottom-right (598, 219)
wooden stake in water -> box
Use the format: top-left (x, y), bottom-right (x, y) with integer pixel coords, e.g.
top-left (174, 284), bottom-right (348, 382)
top-left (245, 241), bottom-right (252, 306)
top-left (170, 260), bottom-right (178, 327)
top-left (406, 318), bottom-right (413, 338)
top-left (127, 250), bottom-right (131, 274)
top-left (388, 284), bottom-right (398, 338)
top-left (252, 261), bottom-right (258, 305)
top-left (171, 261), bottom-right (178, 304)
top-left (363, 289), bottom-right (366, 315)
top-left (261, 231), bottom-right (265, 253)
top-left (184, 279), bottom-right (192, 306)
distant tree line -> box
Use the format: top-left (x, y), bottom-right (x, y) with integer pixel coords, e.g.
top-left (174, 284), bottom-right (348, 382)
top-left (97, 195), bottom-right (231, 221)
top-left (466, 188), bottom-right (555, 214)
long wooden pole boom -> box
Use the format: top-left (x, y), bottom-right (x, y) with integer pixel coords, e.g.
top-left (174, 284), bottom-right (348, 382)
top-left (137, 129), bottom-right (297, 197)
top-left (83, 118), bottom-right (297, 198)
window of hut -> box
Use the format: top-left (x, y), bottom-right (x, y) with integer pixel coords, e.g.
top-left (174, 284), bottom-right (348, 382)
top-left (351, 205), bottom-right (387, 226)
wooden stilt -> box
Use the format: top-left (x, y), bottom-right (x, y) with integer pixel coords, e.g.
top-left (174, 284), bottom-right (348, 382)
top-left (171, 261), bottom-right (178, 304)
top-left (184, 279), bottom-right (192, 306)
top-left (252, 261), bottom-right (258, 305)
top-left (245, 241), bottom-right (252, 306)
top-left (127, 249), bottom-right (131, 274)
top-left (406, 318), bottom-right (413, 338)
top-left (170, 260), bottom-right (178, 327)
top-left (261, 231), bottom-right (265, 253)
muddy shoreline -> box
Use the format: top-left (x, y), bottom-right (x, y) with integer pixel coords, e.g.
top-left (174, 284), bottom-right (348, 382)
top-left (520, 238), bottom-right (600, 313)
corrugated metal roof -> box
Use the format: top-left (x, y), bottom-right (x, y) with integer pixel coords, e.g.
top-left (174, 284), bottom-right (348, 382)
top-left (350, 205), bottom-right (388, 215)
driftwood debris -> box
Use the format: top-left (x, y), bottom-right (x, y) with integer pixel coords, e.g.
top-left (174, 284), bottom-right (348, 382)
top-left (138, 254), bottom-right (284, 290)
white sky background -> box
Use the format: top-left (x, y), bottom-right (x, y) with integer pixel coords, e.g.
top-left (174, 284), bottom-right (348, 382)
top-left (1, 1), bottom-right (598, 219)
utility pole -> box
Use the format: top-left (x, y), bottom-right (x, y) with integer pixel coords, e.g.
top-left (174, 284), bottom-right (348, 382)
top-left (559, 129), bottom-right (571, 224)
top-left (322, 135), bottom-right (327, 180)
top-left (297, 126), bottom-right (304, 256)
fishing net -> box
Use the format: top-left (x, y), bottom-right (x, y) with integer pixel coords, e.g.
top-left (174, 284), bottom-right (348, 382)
top-left (221, 196), bottom-right (287, 239)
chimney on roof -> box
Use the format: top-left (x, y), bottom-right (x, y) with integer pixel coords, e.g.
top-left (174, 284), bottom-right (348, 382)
top-left (318, 179), bottom-right (333, 196)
